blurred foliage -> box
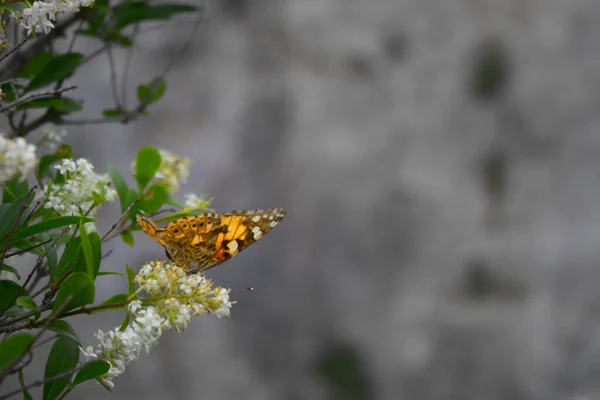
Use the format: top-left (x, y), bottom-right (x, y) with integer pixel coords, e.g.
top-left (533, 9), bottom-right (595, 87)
top-left (315, 343), bottom-right (372, 400)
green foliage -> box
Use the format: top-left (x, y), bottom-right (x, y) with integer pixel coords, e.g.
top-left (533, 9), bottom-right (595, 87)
top-left (126, 264), bottom-right (135, 295)
top-left (73, 360), bottom-right (110, 386)
top-left (53, 272), bottom-right (95, 313)
top-left (135, 146), bottom-right (162, 191)
top-left (38, 144), bottom-right (73, 180)
top-left (0, 279), bottom-right (23, 312)
top-left (17, 97), bottom-right (83, 112)
top-left (0, 1), bottom-right (209, 396)
top-left (0, 333), bottom-right (34, 375)
top-left (16, 296), bottom-right (39, 320)
top-left (137, 77), bottom-right (166, 108)
top-left (48, 320), bottom-right (79, 343)
top-left (43, 336), bottom-right (79, 400)
top-left (26, 53), bottom-right (84, 92)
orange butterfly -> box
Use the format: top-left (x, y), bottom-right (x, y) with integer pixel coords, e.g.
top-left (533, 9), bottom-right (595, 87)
top-left (137, 208), bottom-right (286, 274)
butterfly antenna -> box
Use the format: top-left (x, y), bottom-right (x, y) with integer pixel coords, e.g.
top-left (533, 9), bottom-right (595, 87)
top-left (214, 278), bottom-right (254, 291)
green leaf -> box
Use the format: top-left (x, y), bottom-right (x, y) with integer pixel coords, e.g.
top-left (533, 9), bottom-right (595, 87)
top-left (135, 146), bottom-right (161, 191)
top-left (16, 296), bottom-right (39, 320)
top-left (89, 232), bottom-right (102, 279)
top-left (78, 221), bottom-right (94, 279)
top-left (2, 178), bottom-right (29, 203)
top-left (125, 189), bottom-right (140, 221)
top-left (136, 77), bottom-right (166, 107)
top-left (126, 264), bottom-right (135, 295)
top-left (1, 82), bottom-right (16, 102)
top-left (5, 216), bottom-right (94, 245)
top-left (97, 271), bottom-right (123, 277)
top-left (73, 360), bottom-right (110, 386)
top-left (26, 53), bottom-right (84, 92)
top-left (118, 312), bottom-right (130, 332)
top-left (38, 145), bottom-right (73, 181)
top-left (140, 184), bottom-right (169, 215)
top-left (16, 97), bottom-right (82, 112)
top-left (53, 272), bottom-right (95, 313)
top-left (18, 369), bottom-right (34, 400)
top-left (121, 231), bottom-right (134, 246)
top-left (54, 237), bottom-right (81, 283)
top-left (106, 163), bottom-right (129, 213)
top-left (0, 192), bottom-right (33, 242)
top-left (1, 264), bottom-right (20, 280)
top-left (43, 335), bottom-right (79, 400)
top-left (48, 320), bottom-right (79, 343)
top-left (0, 280), bottom-right (22, 312)
top-left (114, 3), bottom-right (197, 30)
top-left (102, 108), bottom-right (123, 118)
top-left (0, 333), bottom-right (34, 375)
top-left (43, 236), bottom-right (58, 281)
top-left (17, 51), bottom-right (52, 78)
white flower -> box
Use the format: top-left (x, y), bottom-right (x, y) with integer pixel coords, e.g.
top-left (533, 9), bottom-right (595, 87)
top-left (212, 287), bottom-right (232, 319)
top-left (184, 193), bottom-right (212, 211)
top-left (11, 0), bottom-right (95, 36)
top-left (0, 134), bottom-right (38, 182)
top-left (40, 124), bottom-right (67, 151)
top-left (80, 345), bottom-right (98, 361)
top-left (155, 149), bottom-right (190, 193)
top-left (43, 158), bottom-right (116, 216)
top-left (83, 261), bottom-right (235, 385)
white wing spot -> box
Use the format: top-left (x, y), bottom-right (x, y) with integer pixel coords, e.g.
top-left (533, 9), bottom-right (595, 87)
top-left (227, 240), bottom-right (239, 252)
top-left (262, 214), bottom-right (268, 219)
top-left (252, 215), bottom-right (261, 223)
top-left (252, 226), bottom-right (262, 239)
top-left (270, 221), bottom-right (278, 227)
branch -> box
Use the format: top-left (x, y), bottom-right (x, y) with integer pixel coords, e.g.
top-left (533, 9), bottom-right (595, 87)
top-left (0, 295), bottom-right (73, 382)
top-left (0, 224), bottom-right (72, 317)
top-left (0, 35), bottom-right (30, 65)
top-left (101, 198), bottom-right (140, 242)
top-left (0, 86), bottom-right (77, 113)
top-left (3, 238), bottom-right (51, 259)
top-left (0, 187), bottom-right (36, 276)
top-left (0, 361), bottom-right (97, 400)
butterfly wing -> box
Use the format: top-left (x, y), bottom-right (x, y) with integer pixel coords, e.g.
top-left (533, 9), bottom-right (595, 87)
top-left (137, 208), bottom-right (286, 274)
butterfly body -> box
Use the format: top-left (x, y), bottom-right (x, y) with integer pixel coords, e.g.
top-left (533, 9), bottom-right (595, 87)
top-left (137, 208), bottom-right (286, 274)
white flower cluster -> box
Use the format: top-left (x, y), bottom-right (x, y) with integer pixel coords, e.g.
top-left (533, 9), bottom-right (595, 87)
top-left (82, 261), bottom-right (233, 386)
top-left (183, 193), bottom-right (212, 211)
top-left (10, 0), bottom-right (95, 36)
top-left (134, 261), bottom-right (232, 323)
top-left (44, 158), bottom-right (117, 216)
top-left (40, 124), bottom-right (67, 151)
top-left (155, 149), bottom-right (190, 193)
top-left (0, 135), bottom-right (38, 182)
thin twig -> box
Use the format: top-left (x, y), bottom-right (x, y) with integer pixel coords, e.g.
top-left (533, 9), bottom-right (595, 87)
top-left (0, 188), bottom-right (35, 275)
top-left (0, 35), bottom-right (30, 65)
top-left (106, 43), bottom-right (122, 109)
top-left (0, 361), bottom-right (96, 400)
top-left (0, 86), bottom-right (77, 113)
top-left (32, 333), bottom-right (59, 349)
top-left (3, 239), bottom-right (51, 259)
top-left (101, 198), bottom-right (140, 242)
top-left (0, 224), bottom-right (71, 317)
top-left (60, 118), bottom-right (124, 125)
top-left (30, 283), bottom-right (50, 300)
top-left (0, 295), bottom-right (73, 382)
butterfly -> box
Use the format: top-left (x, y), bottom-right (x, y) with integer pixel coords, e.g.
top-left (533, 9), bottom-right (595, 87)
top-left (137, 208), bottom-right (286, 274)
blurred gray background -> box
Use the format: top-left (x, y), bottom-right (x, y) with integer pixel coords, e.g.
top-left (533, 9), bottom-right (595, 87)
top-left (27, 0), bottom-right (600, 399)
